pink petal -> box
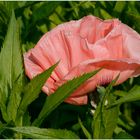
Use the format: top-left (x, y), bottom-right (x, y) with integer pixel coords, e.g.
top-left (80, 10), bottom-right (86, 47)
top-left (55, 59), bottom-right (140, 97)
top-left (80, 15), bottom-right (121, 43)
top-left (24, 50), bottom-right (43, 79)
top-left (24, 15), bottom-right (140, 105)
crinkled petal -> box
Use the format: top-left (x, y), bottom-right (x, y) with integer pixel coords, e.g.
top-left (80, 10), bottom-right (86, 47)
top-left (24, 15), bottom-right (140, 105)
top-left (24, 49), bottom-right (57, 93)
top-left (24, 50), bottom-right (44, 79)
top-left (55, 58), bottom-right (140, 97)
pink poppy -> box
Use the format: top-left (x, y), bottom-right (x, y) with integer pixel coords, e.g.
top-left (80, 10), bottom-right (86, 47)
top-left (24, 15), bottom-right (140, 105)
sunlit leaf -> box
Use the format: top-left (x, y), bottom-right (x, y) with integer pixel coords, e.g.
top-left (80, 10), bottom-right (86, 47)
top-left (8, 126), bottom-right (79, 139)
top-left (0, 11), bottom-right (23, 122)
top-left (100, 9), bottom-right (112, 19)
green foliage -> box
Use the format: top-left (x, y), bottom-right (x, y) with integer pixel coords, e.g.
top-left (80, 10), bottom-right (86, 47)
top-left (109, 85), bottom-right (140, 107)
top-left (7, 77), bottom-right (23, 123)
top-left (18, 62), bottom-right (58, 117)
top-left (114, 131), bottom-right (134, 139)
top-left (8, 127), bottom-right (79, 139)
top-left (92, 76), bottom-right (119, 139)
top-left (113, 1), bottom-right (126, 16)
top-left (0, 1), bottom-right (140, 139)
top-left (0, 11), bottom-right (23, 122)
top-left (33, 69), bottom-right (100, 126)
top-left (78, 117), bottom-right (92, 139)
top-left (32, 2), bottom-right (61, 23)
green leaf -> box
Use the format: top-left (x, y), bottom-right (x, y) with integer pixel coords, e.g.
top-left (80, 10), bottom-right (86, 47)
top-left (100, 9), bottom-right (112, 19)
top-left (93, 95), bottom-right (119, 139)
top-left (22, 111), bottom-right (31, 126)
top-left (0, 88), bottom-right (8, 122)
top-left (127, 1), bottom-right (140, 15)
top-left (0, 11), bottom-right (23, 122)
top-left (0, 122), bottom-right (6, 134)
top-left (92, 76), bottom-right (119, 139)
top-left (7, 76), bottom-right (23, 122)
top-left (113, 1), bottom-right (126, 16)
top-left (113, 90), bottom-right (127, 97)
top-left (18, 62), bottom-right (58, 116)
top-left (114, 131), bottom-right (134, 139)
top-left (8, 127), bottom-right (79, 139)
top-left (109, 85), bottom-right (140, 107)
top-left (78, 117), bottom-right (92, 139)
top-left (32, 2), bottom-right (61, 23)
top-left (33, 69), bottom-right (101, 126)
top-left (2, 2), bottom-right (19, 13)
top-left (117, 116), bottom-right (134, 131)
top-left (126, 13), bottom-right (140, 33)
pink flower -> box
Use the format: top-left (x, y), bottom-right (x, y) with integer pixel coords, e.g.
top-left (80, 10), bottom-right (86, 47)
top-left (24, 15), bottom-right (140, 105)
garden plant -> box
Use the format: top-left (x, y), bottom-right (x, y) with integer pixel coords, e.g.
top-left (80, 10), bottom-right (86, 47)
top-left (0, 1), bottom-right (140, 139)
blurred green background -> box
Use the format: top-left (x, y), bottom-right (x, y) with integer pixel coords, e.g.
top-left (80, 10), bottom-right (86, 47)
top-left (0, 1), bottom-right (140, 50)
top-left (0, 1), bottom-right (140, 139)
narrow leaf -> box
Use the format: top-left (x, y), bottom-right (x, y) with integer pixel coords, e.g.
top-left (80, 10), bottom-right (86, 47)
top-left (0, 11), bottom-right (23, 122)
top-left (33, 69), bottom-right (101, 126)
top-left (92, 76), bottom-right (119, 139)
top-left (113, 90), bottom-right (127, 97)
top-left (109, 85), bottom-right (140, 107)
top-left (78, 117), bottom-right (92, 139)
top-left (18, 62), bottom-right (58, 116)
top-left (8, 127), bottom-right (79, 139)
top-left (100, 9), bottom-right (112, 19)
top-left (93, 98), bottom-right (119, 139)
top-left (23, 111), bottom-right (31, 126)
top-left (7, 76), bottom-right (23, 122)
